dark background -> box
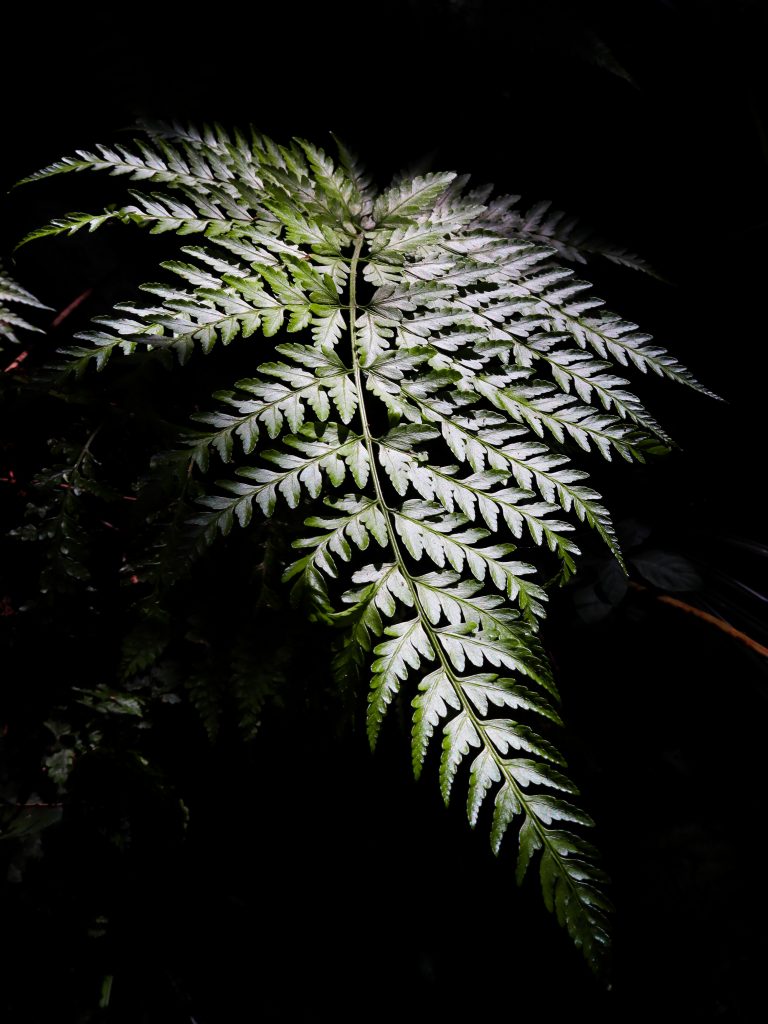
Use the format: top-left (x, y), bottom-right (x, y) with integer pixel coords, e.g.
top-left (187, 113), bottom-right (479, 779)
top-left (2, 1), bottom-right (767, 1020)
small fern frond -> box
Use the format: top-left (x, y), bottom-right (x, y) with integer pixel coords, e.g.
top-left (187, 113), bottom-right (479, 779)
top-left (0, 261), bottom-right (48, 348)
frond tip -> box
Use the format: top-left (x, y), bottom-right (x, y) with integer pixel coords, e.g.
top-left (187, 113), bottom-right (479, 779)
top-left (19, 121), bottom-right (716, 974)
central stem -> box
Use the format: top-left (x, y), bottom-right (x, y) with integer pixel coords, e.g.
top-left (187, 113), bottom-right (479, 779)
top-left (348, 236), bottom-right (399, 537)
top-left (349, 233), bottom-right (386, 513)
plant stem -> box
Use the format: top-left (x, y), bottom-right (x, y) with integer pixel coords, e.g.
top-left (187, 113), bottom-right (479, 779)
top-left (629, 580), bottom-right (768, 657)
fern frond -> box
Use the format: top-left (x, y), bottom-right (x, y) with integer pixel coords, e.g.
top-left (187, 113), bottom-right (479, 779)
top-left (373, 172), bottom-right (457, 224)
top-left (471, 374), bottom-right (647, 462)
top-left (391, 499), bottom-right (548, 620)
top-left (515, 340), bottom-right (673, 444)
top-left (185, 672), bottom-right (224, 741)
top-left (499, 266), bottom-right (717, 397)
top-left (387, 458), bottom-right (580, 568)
top-left (188, 346), bottom-right (351, 466)
top-left (284, 496), bottom-right (388, 582)
top-left (22, 123), bottom-right (715, 971)
top-left (194, 421), bottom-right (364, 537)
top-left (417, 397), bottom-right (624, 563)
top-left (0, 261), bottom-right (48, 347)
top-left (477, 196), bottom-right (657, 275)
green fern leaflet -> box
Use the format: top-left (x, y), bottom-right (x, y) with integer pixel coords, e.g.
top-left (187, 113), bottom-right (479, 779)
top-left (21, 122), bottom-right (714, 971)
top-left (0, 260), bottom-right (47, 349)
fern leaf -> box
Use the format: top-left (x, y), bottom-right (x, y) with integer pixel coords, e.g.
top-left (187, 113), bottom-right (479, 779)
top-left (1, 261), bottom-right (48, 348)
top-left (189, 351), bottom-right (349, 464)
top-left (412, 668), bottom-right (460, 776)
top-left (519, 341), bottom-right (673, 444)
top-left (440, 710), bottom-right (481, 802)
top-left (423, 399), bottom-right (624, 562)
top-left (17, 210), bottom-right (125, 248)
top-left (284, 496), bottom-right (388, 581)
top-left (368, 618), bottom-right (434, 746)
top-left (194, 423), bottom-right (360, 534)
top-left (472, 375), bottom-right (646, 462)
top-left (479, 195), bottom-right (657, 275)
top-left (392, 500), bottom-right (548, 617)
top-left (462, 675), bottom-right (562, 725)
top-left (374, 442), bottom-right (580, 570)
top-left (373, 172), bottom-right (456, 224)
top-left (22, 123), bottom-right (717, 971)
top-left (505, 268), bottom-right (717, 398)
top-left (328, 562), bottom-right (414, 682)
top-left (331, 133), bottom-right (375, 214)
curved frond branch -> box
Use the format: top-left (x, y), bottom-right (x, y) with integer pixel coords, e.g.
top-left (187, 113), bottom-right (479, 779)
top-left (408, 392), bottom-right (624, 564)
